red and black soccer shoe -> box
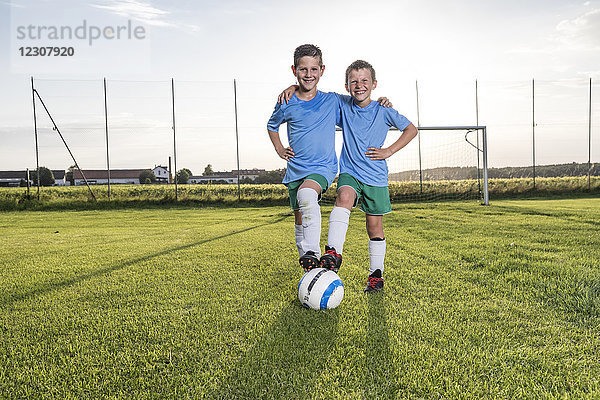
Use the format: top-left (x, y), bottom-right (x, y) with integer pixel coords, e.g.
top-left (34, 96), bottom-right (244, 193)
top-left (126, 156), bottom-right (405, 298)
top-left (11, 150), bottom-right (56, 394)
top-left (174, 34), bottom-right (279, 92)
top-left (364, 269), bottom-right (384, 293)
top-left (320, 246), bottom-right (342, 273)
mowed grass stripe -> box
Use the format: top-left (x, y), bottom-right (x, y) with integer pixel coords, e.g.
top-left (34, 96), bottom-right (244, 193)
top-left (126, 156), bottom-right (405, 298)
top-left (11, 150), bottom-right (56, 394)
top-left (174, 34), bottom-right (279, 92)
top-left (1, 199), bottom-right (599, 398)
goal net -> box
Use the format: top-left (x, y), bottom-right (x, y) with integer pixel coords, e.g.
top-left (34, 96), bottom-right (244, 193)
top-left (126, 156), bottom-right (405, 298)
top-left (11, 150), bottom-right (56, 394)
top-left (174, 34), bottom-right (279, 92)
top-left (387, 126), bottom-right (489, 204)
top-left (323, 126), bottom-right (489, 205)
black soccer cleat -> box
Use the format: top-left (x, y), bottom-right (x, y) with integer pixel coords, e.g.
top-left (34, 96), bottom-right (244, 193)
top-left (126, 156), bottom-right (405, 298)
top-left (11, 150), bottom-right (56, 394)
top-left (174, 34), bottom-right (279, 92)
top-left (320, 246), bottom-right (342, 273)
top-left (299, 251), bottom-right (320, 272)
top-left (364, 269), bottom-right (384, 293)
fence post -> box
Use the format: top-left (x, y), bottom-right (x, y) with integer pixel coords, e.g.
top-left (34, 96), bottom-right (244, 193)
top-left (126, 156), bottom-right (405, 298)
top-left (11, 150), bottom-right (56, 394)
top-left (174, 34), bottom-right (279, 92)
top-left (589, 77), bottom-right (593, 191)
top-left (475, 79), bottom-right (481, 197)
top-left (171, 78), bottom-right (178, 201)
top-left (532, 79), bottom-right (536, 189)
top-left (415, 80), bottom-right (423, 195)
top-left (26, 168), bottom-right (31, 199)
top-left (104, 78), bottom-right (111, 199)
top-left (234, 79), bottom-right (241, 201)
top-left (31, 76), bottom-right (40, 200)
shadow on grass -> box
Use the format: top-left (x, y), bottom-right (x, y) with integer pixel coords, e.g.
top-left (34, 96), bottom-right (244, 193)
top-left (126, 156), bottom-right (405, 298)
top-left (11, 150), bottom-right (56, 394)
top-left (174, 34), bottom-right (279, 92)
top-left (363, 292), bottom-right (401, 398)
top-left (1, 215), bottom-right (288, 307)
top-left (494, 204), bottom-right (600, 227)
top-left (212, 299), bottom-right (340, 399)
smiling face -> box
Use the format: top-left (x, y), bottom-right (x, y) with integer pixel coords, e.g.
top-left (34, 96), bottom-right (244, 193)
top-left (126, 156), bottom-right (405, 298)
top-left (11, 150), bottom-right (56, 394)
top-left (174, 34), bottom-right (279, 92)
top-left (292, 56), bottom-right (325, 96)
top-left (345, 68), bottom-right (377, 108)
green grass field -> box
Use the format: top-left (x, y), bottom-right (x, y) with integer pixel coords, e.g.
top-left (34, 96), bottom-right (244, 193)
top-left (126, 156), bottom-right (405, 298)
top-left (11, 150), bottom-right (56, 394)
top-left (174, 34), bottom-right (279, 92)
top-left (1, 198), bottom-right (599, 398)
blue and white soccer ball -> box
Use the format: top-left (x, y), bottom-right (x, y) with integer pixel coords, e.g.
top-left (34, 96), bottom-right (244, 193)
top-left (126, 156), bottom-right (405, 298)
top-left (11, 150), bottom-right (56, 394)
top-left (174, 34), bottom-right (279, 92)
top-left (298, 268), bottom-right (344, 310)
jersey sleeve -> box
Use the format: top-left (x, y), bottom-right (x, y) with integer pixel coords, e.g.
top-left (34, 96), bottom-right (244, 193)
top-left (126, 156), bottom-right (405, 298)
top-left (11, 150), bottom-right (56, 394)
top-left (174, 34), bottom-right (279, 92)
top-left (329, 92), bottom-right (346, 127)
top-left (267, 102), bottom-right (285, 132)
top-left (385, 108), bottom-right (412, 131)
top-left (331, 92), bottom-right (353, 127)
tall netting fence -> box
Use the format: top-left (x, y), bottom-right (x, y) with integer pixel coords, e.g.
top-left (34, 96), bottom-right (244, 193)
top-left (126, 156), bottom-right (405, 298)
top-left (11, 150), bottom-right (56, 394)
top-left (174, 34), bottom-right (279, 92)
top-left (5, 76), bottom-right (599, 203)
top-left (174, 80), bottom-right (236, 179)
top-left (535, 79), bottom-right (592, 169)
top-left (105, 80), bottom-right (173, 172)
top-left (477, 80), bottom-right (533, 171)
top-left (475, 79), bottom-right (599, 194)
top-left (32, 78), bottom-right (106, 173)
top-left (234, 80), bottom-right (291, 178)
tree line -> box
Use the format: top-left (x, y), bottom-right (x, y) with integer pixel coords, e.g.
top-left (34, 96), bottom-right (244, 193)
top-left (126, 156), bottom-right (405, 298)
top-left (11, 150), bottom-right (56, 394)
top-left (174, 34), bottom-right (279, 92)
top-left (389, 162), bottom-right (598, 182)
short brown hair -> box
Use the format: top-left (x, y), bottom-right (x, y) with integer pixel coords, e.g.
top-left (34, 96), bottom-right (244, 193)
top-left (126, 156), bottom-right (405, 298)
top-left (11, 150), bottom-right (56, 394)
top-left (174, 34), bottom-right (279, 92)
top-left (345, 60), bottom-right (376, 84)
top-left (294, 44), bottom-right (323, 67)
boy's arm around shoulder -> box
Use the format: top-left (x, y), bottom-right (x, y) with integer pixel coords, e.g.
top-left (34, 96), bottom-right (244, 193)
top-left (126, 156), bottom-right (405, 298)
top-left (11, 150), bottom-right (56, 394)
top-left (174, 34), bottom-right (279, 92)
top-left (377, 97), bottom-right (393, 107)
top-left (333, 92), bottom-right (393, 108)
top-left (278, 85), bottom-right (299, 104)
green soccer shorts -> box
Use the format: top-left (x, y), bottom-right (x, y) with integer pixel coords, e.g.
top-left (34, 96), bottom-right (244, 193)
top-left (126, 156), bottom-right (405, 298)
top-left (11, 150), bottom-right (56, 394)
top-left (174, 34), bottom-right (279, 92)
top-left (336, 173), bottom-right (392, 215)
top-left (287, 173), bottom-right (329, 210)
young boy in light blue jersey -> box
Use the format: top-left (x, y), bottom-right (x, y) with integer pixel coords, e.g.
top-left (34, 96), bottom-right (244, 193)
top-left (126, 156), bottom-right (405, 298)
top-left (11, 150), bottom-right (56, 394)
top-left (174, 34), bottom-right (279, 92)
top-left (329, 60), bottom-right (418, 292)
top-left (267, 44), bottom-right (339, 271)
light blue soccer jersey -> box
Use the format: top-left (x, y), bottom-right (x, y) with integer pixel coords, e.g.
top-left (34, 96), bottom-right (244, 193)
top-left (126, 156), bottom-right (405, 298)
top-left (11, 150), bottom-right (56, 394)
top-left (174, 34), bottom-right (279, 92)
top-left (267, 91), bottom-right (340, 187)
top-left (338, 95), bottom-right (412, 187)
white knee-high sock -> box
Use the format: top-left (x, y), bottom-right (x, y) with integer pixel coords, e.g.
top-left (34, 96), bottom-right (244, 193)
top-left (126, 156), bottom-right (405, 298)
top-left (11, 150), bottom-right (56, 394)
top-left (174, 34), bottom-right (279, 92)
top-left (295, 224), bottom-right (304, 257)
top-left (327, 206), bottom-right (351, 254)
top-left (297, 187), bottom-right (321, 257)
top-left (369, 238), bottom-right (386, 274)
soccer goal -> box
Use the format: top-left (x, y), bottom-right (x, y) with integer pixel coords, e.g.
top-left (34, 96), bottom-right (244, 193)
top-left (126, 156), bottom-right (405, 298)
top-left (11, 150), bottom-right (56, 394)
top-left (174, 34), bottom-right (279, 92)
top-left (385, 125), bottom-right (489, 205)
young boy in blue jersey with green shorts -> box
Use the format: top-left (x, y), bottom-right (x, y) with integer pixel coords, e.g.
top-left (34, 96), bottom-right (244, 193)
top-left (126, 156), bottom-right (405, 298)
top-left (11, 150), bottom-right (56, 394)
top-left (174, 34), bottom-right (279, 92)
top-left (279, 59), bottom-right (418, 291)
top-left (267, 44), bottom-right (339, 271)
top-left (329, 60), bottom-right (417, 292)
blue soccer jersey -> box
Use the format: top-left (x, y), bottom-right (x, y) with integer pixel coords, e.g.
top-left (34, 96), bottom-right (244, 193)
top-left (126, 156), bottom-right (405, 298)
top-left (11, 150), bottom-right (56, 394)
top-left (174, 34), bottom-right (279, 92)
top-left (338, 95), bottom-right (412, 187)
top-left (267, 91), bottom-right (340, 187)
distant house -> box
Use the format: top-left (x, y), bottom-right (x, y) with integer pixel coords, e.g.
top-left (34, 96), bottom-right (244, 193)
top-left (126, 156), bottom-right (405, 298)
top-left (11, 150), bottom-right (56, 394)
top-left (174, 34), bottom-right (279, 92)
top-left (187, 169), bottom-right (266, 184)
top-left (189, 172), bottom-right (237, 184)
top-left (0, 170), bottom-right (66, 187)
top-left (152, 166), bottom-right (170, 183)
top-left (231, 169), bottom-right (266, 181)
top-left (0, 171), bottom-right (27, 187)
top-left (73, 169), bottom-right (147, 185)
top-left (73, 167), bottom-right (174, 185)
top-left (53, 170), bottom-right (67, 186)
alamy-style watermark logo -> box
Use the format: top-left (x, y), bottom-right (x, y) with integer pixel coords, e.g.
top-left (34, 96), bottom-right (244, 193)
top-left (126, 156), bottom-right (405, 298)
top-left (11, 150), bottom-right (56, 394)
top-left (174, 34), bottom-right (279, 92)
top-left (10, 1), bottom-right (152, 74)
top-left (16, 19), bottom-right (146, 46)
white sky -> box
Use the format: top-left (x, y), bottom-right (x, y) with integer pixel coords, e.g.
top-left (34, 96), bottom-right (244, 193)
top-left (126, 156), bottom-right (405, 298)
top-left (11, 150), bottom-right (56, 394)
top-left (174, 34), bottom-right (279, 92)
top-left (0, 0), bottom-right (599, 174)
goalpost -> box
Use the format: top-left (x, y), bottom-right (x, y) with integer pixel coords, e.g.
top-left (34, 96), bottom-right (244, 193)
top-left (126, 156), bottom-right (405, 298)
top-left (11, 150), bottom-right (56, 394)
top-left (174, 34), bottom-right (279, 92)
top-left (420, 126), bottom-right (488, 205)
top-left (384, 125), bottom-right (489, 205)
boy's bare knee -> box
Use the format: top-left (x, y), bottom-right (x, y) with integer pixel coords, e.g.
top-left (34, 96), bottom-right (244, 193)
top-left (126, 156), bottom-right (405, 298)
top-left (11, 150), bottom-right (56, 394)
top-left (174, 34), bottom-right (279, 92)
top-left (299, 180), bottom-right (322, 194)
top-left (335, 187), bottom-right (355, 210)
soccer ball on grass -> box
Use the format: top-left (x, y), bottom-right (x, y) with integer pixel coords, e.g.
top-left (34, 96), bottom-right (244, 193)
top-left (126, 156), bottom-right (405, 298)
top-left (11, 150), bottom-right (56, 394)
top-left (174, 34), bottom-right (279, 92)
top-left (297, 268), bottom-right (344, 310)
